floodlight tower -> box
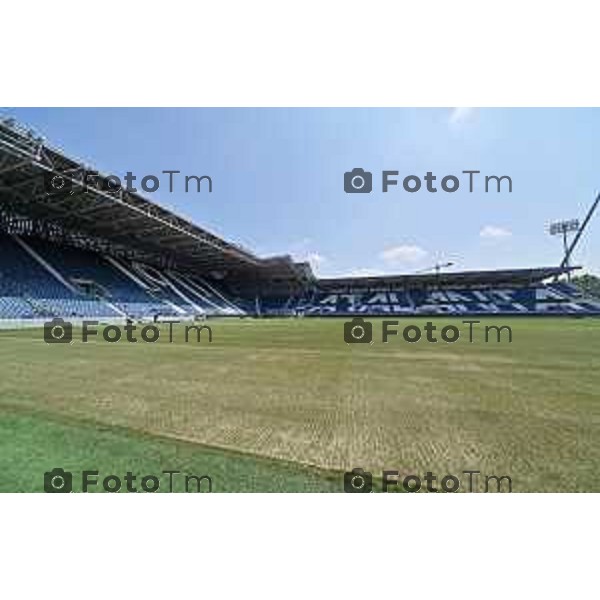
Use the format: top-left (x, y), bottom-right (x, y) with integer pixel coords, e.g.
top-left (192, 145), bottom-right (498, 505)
top-left (559, 193), bottom-right (600, 275)
top-left (548, 193), bottom-right (600, 282)
top-left (549, 219), bottom-right (580, 279)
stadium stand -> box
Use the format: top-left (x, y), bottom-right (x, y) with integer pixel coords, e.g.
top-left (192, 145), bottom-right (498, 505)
top-left (0, 231), bottom-right (242, 320)
top-left (0, 116), bottom-right (598, 322)
top-left (291, 268), bottom-right (600, 316)
top-left (290, 269), bottom-right (600, 316)
top-left (294, 285), bottom-right (600, 316)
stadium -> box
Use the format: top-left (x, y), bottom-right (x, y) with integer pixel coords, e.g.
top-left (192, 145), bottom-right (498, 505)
top-left (0, 114), bottom-right (599, 492)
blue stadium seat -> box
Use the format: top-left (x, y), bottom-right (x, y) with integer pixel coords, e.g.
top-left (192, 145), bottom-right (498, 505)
top-left (287, 284), bottom-right (600, 316)
top-left (0, 233), bottom-right (244, 320)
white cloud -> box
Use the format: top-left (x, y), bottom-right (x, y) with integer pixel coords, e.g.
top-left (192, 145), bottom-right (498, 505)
top-left (379, 244), bottom-right (428, 266)
top-left (480, 225), bottom-right (512, 240)
top-left (449, 107), bottom-right (475, 126)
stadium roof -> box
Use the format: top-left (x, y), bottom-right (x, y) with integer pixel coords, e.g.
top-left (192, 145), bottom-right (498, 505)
top-left (0, 117), bottom-right (312, 290)
top-left (318, 266), bottom-right (576, 289)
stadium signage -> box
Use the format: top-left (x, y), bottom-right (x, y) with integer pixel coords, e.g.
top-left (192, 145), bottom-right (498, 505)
top-left (344, 168), bottom-right (512, 194)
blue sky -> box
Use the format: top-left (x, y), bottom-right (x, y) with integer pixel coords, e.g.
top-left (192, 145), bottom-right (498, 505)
top-left (4, 107), bottom-right (599, 276)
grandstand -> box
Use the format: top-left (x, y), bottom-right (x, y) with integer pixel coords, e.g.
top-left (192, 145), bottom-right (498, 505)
top-left (296, 268), bottom-right (600, 316)
top-left (0, 116), bottom-right (599, 321)
top-left (0, 117), bottom-right (310, 321)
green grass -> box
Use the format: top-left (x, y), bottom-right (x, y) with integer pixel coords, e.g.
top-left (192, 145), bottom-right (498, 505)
top-left (0, 411), bottom-right (339, 492)
top-left (0, 317), bottom-right (598, 492)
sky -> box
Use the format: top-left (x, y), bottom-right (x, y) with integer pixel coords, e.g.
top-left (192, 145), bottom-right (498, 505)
top-left (3, 107), bottom-right (599, 277)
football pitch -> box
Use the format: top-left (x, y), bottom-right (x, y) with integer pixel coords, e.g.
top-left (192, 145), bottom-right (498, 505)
top-left (0, 317), bottom-right (598, 492)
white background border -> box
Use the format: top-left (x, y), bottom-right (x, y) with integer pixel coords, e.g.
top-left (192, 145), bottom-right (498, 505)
top-left (3, 1), bottom-right (600, 106)
top-left (2, 495), bottom-right (595, 598)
